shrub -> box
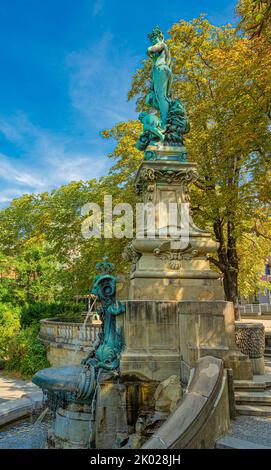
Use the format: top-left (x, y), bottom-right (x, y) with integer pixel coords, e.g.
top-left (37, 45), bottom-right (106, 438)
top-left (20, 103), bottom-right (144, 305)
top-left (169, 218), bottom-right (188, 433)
top-left (5, 323), bottom-right (50, 377)
top-left (0, 303), bottom-right (21, 359)
top-left (20, 301), bottom-right (84, 327)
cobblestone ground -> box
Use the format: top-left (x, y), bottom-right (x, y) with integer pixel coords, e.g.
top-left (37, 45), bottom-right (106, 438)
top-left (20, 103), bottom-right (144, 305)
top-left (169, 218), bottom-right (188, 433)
top-left (228, 415), bottom-right (271, 448)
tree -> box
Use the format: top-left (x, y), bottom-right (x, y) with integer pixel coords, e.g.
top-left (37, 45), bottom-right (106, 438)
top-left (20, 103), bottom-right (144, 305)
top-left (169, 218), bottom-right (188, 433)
top-left (237, 0), bottom-right (271, 39)
top-left (238, 219), bottom-right (271, 299)
top-left (0, 303), bottom-right (21, 359)
top-left (0, 245), bottom-right (61, 304)
top-left (108, 16), bottom-right (271, 317)
top-left (0, 178), bottom-right (133, 301)
top-left (0, 16), bottom-right (270, 317)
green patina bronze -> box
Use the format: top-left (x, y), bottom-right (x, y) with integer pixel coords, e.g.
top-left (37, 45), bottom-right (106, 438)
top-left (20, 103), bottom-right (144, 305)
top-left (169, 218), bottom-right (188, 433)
top-left (136, 26), bottom-right (190, 161)
top-left (82, 257), bottom-right (125, 371)
top-left (146, 25), bottom-right (172, 129)
top-left (32, 257), bottom-right (125, 410)
top-left (136, 111), bottom-right (164, 150)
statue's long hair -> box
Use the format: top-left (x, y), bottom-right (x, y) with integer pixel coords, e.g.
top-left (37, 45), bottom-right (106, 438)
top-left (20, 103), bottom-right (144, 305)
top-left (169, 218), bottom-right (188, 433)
top-left (148, 25), bottom-right (164, 43)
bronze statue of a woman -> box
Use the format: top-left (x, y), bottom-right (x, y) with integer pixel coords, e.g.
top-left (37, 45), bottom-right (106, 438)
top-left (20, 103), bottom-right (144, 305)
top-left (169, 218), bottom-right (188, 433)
top-left (136, 26), bottom-right (190, 158)
top-left (146, 26), bottom-right (172, 129)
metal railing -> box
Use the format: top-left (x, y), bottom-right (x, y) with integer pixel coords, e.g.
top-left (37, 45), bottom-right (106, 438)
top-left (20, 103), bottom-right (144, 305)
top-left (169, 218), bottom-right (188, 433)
top-left (240, 303), bottom-right (271, 315)
top-left (74, 296), bottom-right (95, 313)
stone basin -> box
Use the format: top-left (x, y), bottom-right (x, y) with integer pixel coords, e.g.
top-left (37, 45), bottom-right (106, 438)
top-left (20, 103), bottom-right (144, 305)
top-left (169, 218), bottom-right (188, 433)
top-left (32, 365), bottom-right (83, 394)
top-left (32, 363), bottom-right (95, 408)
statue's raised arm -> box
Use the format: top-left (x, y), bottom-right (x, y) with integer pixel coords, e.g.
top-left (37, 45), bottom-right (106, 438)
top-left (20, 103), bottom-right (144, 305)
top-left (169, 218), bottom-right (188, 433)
top-left (147, 40), bottom-right (171, 63)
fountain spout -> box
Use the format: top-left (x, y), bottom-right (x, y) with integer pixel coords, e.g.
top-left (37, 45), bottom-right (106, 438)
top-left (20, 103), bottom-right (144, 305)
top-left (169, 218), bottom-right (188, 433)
top-left (32, 257), bottom-right (125, 448)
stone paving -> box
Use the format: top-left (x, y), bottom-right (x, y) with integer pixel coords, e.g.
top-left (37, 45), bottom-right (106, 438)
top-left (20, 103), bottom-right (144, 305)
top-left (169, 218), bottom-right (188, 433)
top-left (0, 372), bottom-right (39, 404)
top-left (228, 415), bottom-right (271, 448)
top-left (226, 356), bottom-right (271, 448)
top-left (1, 359), bottom-right (271, 448)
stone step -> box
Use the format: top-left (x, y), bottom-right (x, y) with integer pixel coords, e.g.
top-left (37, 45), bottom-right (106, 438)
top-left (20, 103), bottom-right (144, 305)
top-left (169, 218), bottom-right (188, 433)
top-left (234, 380), bottom-right (266, 392)
top-left (216, 436), bottom-right (271, 449)
top-left (236, 404), bottom-right (271, 417)
top-left (235, 390), bottom-right (271, 405)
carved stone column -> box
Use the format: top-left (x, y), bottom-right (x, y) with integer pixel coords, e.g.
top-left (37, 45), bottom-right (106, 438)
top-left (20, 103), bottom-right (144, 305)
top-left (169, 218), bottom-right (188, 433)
top-left (126, 158), bottom-right (224, 301)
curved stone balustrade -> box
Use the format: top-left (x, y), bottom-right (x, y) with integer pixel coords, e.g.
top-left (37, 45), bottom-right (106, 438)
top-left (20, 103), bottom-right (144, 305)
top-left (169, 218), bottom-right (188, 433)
top-left (39, 318), bottom-right (101, 367)
top-left (142, 356), bottom-right (230, 449)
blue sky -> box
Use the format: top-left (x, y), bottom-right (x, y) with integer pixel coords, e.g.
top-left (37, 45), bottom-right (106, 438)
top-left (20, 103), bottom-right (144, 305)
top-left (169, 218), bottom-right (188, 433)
top-left (0, 0), bottom-right (237, 207)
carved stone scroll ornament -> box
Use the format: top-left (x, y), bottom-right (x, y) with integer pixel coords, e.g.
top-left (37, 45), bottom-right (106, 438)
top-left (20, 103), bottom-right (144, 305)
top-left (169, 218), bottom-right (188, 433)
top-left (153, 243), bottom-right (200, 270)
top-left (135, 168), bottom-right (157, 200)
top-left (123, 243), bottom-right (142, 272)
top-left (136, 167), bottom-right (198, 197)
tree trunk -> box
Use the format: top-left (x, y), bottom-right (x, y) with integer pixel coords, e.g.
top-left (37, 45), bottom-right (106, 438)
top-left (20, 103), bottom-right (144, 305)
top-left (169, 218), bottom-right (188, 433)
top-left (222, 264), bottom-right (240, 320)
top-left (203, 155), bottom-right (241, 320)
top-left (226, 220), bottom-right (241, 320)
top-left (211, 218), bottom-right (241, 320)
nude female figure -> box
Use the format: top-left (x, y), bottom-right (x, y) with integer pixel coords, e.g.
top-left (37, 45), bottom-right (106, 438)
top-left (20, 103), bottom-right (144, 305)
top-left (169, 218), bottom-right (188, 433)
top-left (146, 26), bottom-right (172, 129)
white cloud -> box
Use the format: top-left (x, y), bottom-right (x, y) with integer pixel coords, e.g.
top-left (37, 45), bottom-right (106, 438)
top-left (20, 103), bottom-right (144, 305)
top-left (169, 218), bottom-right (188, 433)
top-left (46, 153), bottom-right (107, 184)
top-left (0, 187), bottom-right (26, 204)
top-left (0, 113), bottom-right (108, 207)
top-left (0, 153), bottom-right (45, 189)
top-left (0, 33), bottom-right (140, 208)
top-left (67, 33), bottom-right (138, 130)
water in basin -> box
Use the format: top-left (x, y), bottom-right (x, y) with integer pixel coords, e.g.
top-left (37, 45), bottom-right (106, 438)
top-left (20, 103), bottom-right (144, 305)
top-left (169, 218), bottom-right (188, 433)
top-left (0, 410), bottom-right (54, 449)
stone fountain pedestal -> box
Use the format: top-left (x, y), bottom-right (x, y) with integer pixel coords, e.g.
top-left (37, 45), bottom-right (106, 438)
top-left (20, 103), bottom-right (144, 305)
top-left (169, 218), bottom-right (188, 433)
top-left (32, 149), bottom-right (256, 449)
top-left (47, 403), bottom-right (93, 449)
top-left (94, 375), bottom-right (128, 449)
top-left (127, 158), bottom-right (224, 302)
top-left (117, 300), bottom-right (243, 384)
top-left (121, 150), bottom-right (252, 385)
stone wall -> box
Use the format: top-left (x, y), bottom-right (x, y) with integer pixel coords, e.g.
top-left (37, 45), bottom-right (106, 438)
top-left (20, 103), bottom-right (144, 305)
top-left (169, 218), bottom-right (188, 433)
top-left (118, 300), bottom-right (239, 383)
